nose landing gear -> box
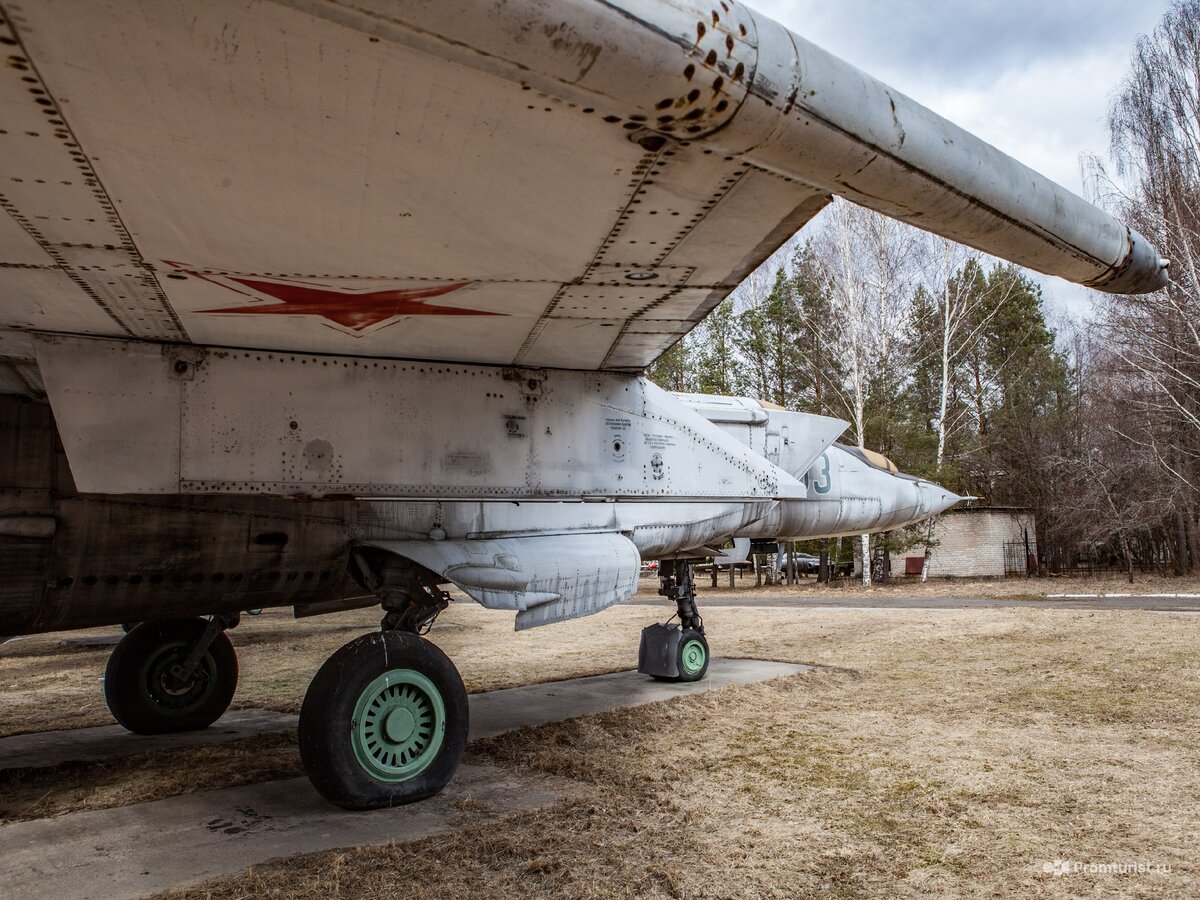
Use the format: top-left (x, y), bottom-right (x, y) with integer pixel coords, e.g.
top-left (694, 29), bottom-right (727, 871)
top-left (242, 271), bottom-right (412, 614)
top-left (638, 560), bottom-right (710, 682)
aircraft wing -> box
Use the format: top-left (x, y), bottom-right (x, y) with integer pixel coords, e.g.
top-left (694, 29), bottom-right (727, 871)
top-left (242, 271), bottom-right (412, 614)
top-left (0, 0), bottom-right (1167, 385)
top-left (0, 0), bottom-right (829, 374)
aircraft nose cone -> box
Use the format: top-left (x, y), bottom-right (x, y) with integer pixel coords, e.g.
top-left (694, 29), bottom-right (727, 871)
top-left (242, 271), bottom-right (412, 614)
top-left (918, 480), bottom-right (963, 517)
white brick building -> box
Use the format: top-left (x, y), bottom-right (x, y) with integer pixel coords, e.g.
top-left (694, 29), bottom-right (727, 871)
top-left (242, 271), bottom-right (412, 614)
top-left (889, 507), bottom-right (1037, 578)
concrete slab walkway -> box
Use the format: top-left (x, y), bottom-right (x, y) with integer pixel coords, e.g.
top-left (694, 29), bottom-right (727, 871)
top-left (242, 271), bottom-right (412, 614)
top-left (1, 659), bottom-right (806, 771)
top-left (0, 658), bottom-right (807, 899)
top-left (0, 765), bottom-right (567, 900)
top-left (0, 709), bottom-right (299, 771)
top-left (468, 658), bottom-right (805, 739)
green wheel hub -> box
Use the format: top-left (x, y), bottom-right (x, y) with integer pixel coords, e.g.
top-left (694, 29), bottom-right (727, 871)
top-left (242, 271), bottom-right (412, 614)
top-left (350, 669), bottom-right (445, 782)
top-left (138, 640), bottom-right (219, 717)
top-left (680, 638), bottom-right (707, 676)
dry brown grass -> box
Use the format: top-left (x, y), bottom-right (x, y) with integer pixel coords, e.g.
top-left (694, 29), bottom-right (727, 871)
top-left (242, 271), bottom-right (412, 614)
top-left (0, 732), bottom-right (299, 823)
top-left (0, 600), bottom-right (649, 739)
top-left (0, 602), bottom-right (651, 819)
top-left (5, 575), bottom-right (1194, 738)
top-left (156, 605), bottom-right (1199, 899)
top-left (6, 593), bottom-right (1200, 897)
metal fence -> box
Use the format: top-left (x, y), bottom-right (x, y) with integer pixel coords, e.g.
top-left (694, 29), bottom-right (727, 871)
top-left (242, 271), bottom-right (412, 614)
top-left (1002, 541), bottom-right (1028, 577)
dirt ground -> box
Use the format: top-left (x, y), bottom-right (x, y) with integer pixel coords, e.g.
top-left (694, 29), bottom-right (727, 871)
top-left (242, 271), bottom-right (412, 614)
top-left (3, 581), bottom-right (1199, 897)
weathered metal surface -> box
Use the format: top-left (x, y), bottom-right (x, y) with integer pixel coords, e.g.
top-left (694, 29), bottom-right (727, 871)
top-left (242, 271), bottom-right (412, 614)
top-left (33, 335), bottom-right (803, 500)
top-left (0, 332), bottom-right (42, 399)
top-left (367, 533), bottom-right (640, 629)
top-left (1, 0), bottom-right (1163, 401)
top-left (0, 394), bottom-right (770, 635)
top-left (718, 10), bottom-right (1169, 293)
top-left (0, 515), bottom-right (55, 538)
top-left (370, 0), bottom-right (1168, 293)
top-left (672, 392), bottom-right (847, 477)
top-left (738, 444), bottom-right (959, 539)
top-left (0, 1), bottom-right (1161, 650)
top-left (0, 396), bottom-right (355, 636)
top-left (0, 0), bottom-right (830, 372)
top-left (1, 386), bottom-right (954, 637)
top-left (0, 396), bottom-right (56, 629)
top-left (677, 394), bottom-right (961, 539)
top-left (0, 11), bottom-right (186, 340)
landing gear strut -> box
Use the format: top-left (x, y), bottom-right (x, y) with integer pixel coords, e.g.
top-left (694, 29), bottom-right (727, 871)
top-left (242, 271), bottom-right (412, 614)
top-left (105, 615), bottom-right (240, 734)
top-left (299, 553), bottom-right (469, 810)
top-left (637, 560), bottom-right (710, 682)
top-left (377, 561), bottom-right (450, 634)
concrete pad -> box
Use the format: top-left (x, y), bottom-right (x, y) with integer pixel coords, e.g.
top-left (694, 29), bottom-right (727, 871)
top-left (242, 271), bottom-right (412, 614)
top-left (468, 658), bottom-right (807, 740)
top-left (0, 709), bottom-right (299, 772)
top-left (0, 659), bottom-right (807, 897)
top-left (2, 659), bottom-right (806, 772)
top-left (60, 634), bottom-right (123, 649)
top-left (0, 764), bottom-right (569, 900)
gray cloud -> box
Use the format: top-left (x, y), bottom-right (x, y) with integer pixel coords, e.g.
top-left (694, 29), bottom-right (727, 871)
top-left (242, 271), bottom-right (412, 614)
top-left (748, 0), bottom-right (1174, 318)
top-left (754, 0), bottom-right (1166, 87)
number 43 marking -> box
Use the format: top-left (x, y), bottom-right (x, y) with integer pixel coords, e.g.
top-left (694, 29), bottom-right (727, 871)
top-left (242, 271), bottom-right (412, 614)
top-left (811, 452), bottom-right (832, 495)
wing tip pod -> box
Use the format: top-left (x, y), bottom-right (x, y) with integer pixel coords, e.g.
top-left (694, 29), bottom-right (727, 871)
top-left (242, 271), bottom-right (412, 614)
top-left (1085, 228), bottom-right (1170, 295)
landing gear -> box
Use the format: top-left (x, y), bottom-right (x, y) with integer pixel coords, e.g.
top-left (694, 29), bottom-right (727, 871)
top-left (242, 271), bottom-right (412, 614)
top-left (299, 553), bottom-right (469, 809)
top-left (105, 616), bottom-right (239, 734)
top-left (677, 631), bottom-right (710, 681)
top-left (299, 630), bottom-right (468, 809)
top-left (638, 560), bottom-right (710, 682)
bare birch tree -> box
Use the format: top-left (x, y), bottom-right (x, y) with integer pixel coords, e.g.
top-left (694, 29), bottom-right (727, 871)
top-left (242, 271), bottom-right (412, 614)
top-left (811, 200), bottom-right (922, 583)
top-left (1085, 0), bottom-right (1200, 571)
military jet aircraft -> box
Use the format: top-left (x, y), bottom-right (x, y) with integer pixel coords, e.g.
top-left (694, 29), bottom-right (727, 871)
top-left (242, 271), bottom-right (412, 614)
top-left (0, 0), bottom-right (1168, 809)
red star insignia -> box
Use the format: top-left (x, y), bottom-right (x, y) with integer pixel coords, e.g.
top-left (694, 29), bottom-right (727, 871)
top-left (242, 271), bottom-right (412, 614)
top-left (168, 263), bottom-right (500, 335)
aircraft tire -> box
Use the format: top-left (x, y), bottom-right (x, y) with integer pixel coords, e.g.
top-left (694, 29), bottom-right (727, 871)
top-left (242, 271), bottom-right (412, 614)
top-left (105, 619), bottom-right (238, 734)
top-left (299, 630), bottom-right (468, 810)
top-left (676, 630), bottom-right (709, 683)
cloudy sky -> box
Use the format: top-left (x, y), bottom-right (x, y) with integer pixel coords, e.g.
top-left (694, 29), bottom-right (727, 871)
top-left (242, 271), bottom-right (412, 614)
top-left (752, 0), bottom-right (1171, 319)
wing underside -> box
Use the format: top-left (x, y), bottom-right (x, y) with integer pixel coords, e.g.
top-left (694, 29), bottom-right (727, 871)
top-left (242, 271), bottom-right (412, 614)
top-left (0, 0), bottom-right (830, 376)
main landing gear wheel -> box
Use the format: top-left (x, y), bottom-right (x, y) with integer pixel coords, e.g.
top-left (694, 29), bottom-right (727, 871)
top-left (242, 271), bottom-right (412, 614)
top-left (105, 618), bottom-right (238, 734)
top-left (299, 630), bottom-right (469, 810)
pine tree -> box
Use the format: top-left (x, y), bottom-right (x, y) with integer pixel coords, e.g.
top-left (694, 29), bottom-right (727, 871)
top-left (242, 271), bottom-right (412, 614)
top-left (792, 243), bottom-right (843, 418)
top-left (691, 298), bottom-right (743, 395)
top-left (895, 284), bottom-right (941, 478)
top-left (978, 265), bottom-right (1072, 512)
top-left (738, 268), bottom-right (807, 407)
top-left (648, 337), bottom-right (693, 392)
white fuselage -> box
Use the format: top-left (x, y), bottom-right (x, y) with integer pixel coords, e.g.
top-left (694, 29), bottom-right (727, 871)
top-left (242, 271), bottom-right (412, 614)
top-left (348, 393), bottom-right (958, 558)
